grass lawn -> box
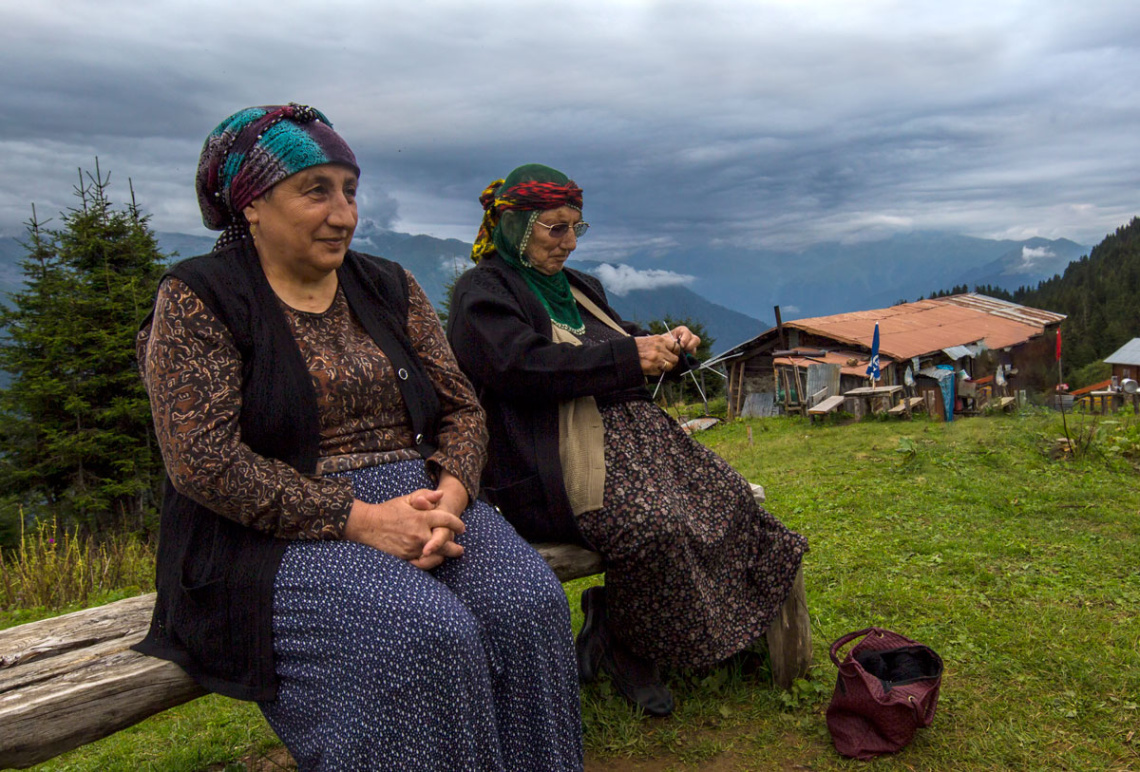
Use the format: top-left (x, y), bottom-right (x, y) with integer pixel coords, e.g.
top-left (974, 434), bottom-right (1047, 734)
top-left (19, 409), bottom-right (1140, 771)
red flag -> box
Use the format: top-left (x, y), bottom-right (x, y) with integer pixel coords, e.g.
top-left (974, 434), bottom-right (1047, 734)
top-left (1055, 328), bottom-right (1062, 361)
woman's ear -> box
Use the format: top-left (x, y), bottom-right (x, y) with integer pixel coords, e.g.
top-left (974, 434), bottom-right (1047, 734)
top-left (243, 201), bottom-right (260, 226)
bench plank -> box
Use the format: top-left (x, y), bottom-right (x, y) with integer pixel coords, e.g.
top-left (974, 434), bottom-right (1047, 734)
top-left (0, 650), bottom-right (206, 769)
top-left (0, 593), bottom-right (153, 670)
top-left (807, 395), bottom-right (845, 415)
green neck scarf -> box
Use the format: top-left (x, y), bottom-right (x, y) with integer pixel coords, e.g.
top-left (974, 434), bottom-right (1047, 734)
top-left (494, 216), bottom-right (585, 335)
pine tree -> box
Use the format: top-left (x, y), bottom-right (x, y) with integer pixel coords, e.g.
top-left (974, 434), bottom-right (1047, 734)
top-left (435, 259), bottom-right (469, 327)
top-left (0, 163), bottom-right (165, 535)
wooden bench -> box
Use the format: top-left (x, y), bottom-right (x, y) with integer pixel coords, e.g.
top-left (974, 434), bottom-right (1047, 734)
top-left (807, 395), bottom-right (846, 423)
top-left (887, 396), bottom-right (926, 418)
top-left (1, 485), bottom-right (810, 769)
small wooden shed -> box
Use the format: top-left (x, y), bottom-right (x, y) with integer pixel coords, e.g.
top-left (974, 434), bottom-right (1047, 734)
top-left (1104, 338), bottom-right (1140, 383)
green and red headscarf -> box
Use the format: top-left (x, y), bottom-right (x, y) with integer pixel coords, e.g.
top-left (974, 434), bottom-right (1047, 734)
top-left (472, 164), bottom-right (586, 335)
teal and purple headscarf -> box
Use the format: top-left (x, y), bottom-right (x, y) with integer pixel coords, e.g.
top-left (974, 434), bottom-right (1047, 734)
top-left (196, 103), bottom-right (359, 247)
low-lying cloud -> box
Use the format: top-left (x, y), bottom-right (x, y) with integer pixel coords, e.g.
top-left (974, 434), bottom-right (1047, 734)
top-left (589, 264), bottom-right (695, 296)
top-left (1020, 245), bottom-right (1055, 268)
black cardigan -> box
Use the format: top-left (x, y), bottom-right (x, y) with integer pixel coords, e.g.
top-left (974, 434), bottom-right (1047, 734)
top-left (446, 255), bottom-right (646, 547)
top-left (134, 243), bottom-right (440, 701)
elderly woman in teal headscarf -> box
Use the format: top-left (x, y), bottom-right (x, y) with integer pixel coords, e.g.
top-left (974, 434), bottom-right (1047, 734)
top-left (135, 111), bottom-right (581, 770)
top-left (448, 163), bottom-right (808, 717)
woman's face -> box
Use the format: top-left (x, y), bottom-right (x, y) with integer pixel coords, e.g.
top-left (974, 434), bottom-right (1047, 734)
top-left (242, 163), bottom-right (358, 281)
top-left (524, 206), bottom-right (581, 276)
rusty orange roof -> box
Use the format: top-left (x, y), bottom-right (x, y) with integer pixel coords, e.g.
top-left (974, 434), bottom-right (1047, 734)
top-left (1071, 379), bottom-right (1113, 396)
top-left (785, 294), bottom-right (1065, 360)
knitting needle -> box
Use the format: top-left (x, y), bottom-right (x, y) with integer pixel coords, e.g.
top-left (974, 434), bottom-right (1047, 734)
top-left (651, 320), bottom-right (677, 400)
top-left (659, 321), bottom-right (711, 412)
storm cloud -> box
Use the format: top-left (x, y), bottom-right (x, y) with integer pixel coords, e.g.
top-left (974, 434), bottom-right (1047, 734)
top-left (2, 0), bottom-right (1137, 255)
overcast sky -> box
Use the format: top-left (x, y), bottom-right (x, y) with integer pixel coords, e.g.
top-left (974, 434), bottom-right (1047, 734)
top-left (2, 0), bottom-right (1137, 259)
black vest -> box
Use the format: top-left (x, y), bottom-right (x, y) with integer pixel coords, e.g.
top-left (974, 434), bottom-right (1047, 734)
top-left (134, 242), bottom-right (439, 701)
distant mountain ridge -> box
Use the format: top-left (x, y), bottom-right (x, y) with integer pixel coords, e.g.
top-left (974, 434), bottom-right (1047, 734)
top-left (948, 237), bottom-right (1087, 295)
top-left (0, 225), bottom-right (1099, 355)
top-left (612, 231), bottom-right (1090, 322)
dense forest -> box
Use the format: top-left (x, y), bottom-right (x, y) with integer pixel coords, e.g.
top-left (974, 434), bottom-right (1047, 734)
top-left (1013, 218), bottom-right (1140, 376)
top-left (925, 217), bottom-right (1140, 381)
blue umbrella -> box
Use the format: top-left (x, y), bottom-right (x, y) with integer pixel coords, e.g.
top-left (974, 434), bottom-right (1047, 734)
top-left (866, 322), bottom-right (880, 382)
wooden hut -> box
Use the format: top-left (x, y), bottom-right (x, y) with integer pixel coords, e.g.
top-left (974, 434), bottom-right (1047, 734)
top-left (716, 294), bottom-right (1065, 419)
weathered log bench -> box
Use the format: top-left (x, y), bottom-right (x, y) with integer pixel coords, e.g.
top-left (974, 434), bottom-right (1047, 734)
top-left (0, 484), bottom-right (810, 769)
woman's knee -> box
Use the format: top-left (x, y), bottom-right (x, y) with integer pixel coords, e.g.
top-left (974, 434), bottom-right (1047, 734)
top-left (516, 559), bottom-right (571, 622)
top-left (471, 550), bottom-right (570, 633)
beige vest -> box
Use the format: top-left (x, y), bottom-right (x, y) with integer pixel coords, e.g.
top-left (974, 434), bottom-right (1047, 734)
top-left (550, 287), bottom-right (631, 515)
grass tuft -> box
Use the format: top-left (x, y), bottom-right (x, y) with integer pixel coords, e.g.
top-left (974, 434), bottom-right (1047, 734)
top-left (0, 515), bottom-right (154, 626)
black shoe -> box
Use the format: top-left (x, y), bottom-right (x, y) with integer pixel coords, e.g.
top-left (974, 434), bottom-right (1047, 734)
top-left (601, 634), bottom-right (675, 717)
top-left (576, 586), bottom-right (607, 683)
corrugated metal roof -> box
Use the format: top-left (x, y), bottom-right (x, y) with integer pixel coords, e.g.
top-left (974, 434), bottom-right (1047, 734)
top-left (1105, 338), bottom-right (1140, 366)
top-left (939, 293), bottom-right (1066, 327)
top-left (918, 367), bottom-right (956, 381)
top-left (942, 342), bottom-right (987, 360)
top-left (783, 294), bottom-right (1064, 361)
top-left (941, 345), bottom-right (976, 360)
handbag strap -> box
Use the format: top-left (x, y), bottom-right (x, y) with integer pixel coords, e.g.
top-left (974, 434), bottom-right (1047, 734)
top-left (829, 628), bottom-right (876, 666)
top-left (898, 684), bottom-right (941, 726)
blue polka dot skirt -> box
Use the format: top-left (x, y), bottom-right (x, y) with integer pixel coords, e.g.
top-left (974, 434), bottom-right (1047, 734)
top-left (257, 460), bottom-right (583, 771)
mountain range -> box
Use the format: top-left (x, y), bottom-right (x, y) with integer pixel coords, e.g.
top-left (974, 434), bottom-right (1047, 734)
top-left (610, 232), bottom-right (1090, 326)
top-left (0, 225), bottom-right (1092, 355)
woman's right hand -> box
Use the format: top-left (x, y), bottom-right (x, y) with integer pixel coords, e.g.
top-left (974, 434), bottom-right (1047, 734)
top-left (636, 334), bottom-right (681, 376)
top-left (343, 491), bottom-right (466, 568)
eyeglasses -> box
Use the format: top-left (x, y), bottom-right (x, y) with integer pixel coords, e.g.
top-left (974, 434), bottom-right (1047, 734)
top-left (533, 220), bottom-right (589, 239)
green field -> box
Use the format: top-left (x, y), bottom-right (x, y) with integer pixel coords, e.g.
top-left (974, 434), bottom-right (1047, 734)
top-left (10, 408), bottom-right (1140, 771)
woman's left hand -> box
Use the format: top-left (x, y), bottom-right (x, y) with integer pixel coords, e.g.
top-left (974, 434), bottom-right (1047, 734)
top-left (669, 325), bottom-right (701, 354)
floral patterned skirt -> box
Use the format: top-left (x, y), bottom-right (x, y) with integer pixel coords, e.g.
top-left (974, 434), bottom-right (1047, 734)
top-left (575, 400), bottom-right (808, 669)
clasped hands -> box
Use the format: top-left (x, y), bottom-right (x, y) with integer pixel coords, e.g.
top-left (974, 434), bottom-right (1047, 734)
top-left (344, 486), bottom-right (467, 571)
top-left (636, 325), bottom-right (701, 376)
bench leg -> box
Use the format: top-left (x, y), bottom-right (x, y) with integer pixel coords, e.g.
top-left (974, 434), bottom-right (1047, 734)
top-left (766, 565), bottom-right (811, 690)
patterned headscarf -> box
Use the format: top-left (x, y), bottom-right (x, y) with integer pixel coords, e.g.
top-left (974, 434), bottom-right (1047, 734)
top-left (196, 103), bottom-right (359, 248)
top-left (472, 164), bottom-right (586, 335)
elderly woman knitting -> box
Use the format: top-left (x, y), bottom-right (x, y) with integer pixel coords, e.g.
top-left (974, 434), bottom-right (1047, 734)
top-left (447, 164), bottom-right (808, 716)
top-left (134, 108), bottom-right (581, 770)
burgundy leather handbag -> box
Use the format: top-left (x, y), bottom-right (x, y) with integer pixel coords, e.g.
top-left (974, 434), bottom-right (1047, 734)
top-left (825, 627), bottom-right (944, 760)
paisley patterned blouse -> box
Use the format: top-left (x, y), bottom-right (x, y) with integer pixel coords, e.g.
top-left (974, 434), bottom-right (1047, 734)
top-left (137, 272), bottom-right (487, 541)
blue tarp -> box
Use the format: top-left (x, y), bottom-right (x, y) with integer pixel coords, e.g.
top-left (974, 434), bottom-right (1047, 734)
top-left (935, 364), bottom-right (956, 421)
